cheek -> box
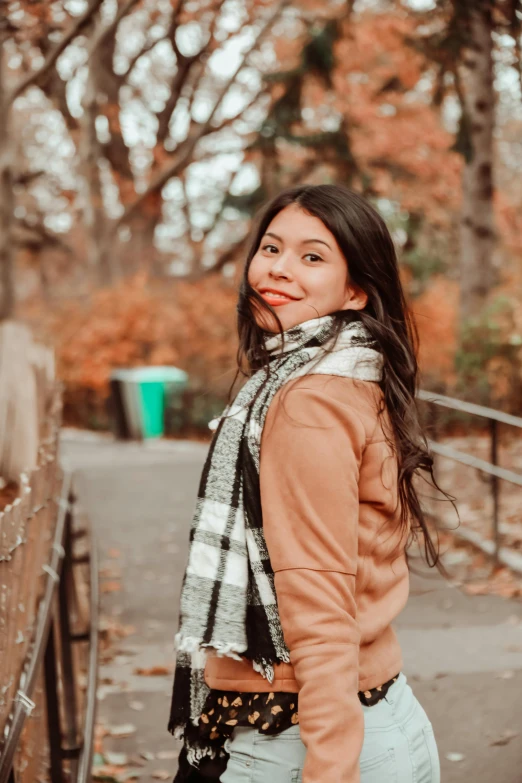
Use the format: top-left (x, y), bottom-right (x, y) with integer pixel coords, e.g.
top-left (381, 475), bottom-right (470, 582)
top-left (323, 268), bottom-right (349, 305)
top-left (247, 255), bottom-right (263, 286)
top-left (306, 268), bottom-right (342, 302)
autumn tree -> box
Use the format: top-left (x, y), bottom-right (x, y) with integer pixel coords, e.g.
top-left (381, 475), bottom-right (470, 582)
top-left (0, 0), bottom-right (105, 318)
top-left (1, 0), bottom-right (300, 301)
top-left (211, 8), bottom-right (359, 275)
top-left (415, 0), bottom-right (522, 325)
top-left (222, 4), bottom-right (465, 280)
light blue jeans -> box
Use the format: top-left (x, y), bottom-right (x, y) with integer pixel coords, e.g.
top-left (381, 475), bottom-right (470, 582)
top-left (220, 673), bottom-right (440, 783)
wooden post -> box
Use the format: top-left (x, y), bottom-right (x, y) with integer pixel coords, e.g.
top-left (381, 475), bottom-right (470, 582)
top-left (490, 418), bottom-right (500, 562)
top-left (0, 45), bottom-right (15, 321)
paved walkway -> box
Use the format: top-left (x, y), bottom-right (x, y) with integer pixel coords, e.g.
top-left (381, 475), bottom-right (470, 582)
top-left (62, 432), bottom-right (522, 783)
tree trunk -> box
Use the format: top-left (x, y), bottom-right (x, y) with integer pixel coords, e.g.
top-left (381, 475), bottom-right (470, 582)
top-left (0, 47), bottom-right (15, 320)
top-left (457, 2), bottom-right (496, 326)
top-left (79, 66), bottom-right (115, 285)
top-left (117, 191), bottom-right (162, 274)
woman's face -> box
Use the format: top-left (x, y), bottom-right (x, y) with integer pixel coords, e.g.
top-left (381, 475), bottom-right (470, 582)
top-left (247, 204), bottom-right (368, 332)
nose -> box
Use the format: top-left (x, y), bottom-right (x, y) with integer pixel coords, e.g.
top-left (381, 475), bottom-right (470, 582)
top-left (269, 250), bottom-right (293, 280)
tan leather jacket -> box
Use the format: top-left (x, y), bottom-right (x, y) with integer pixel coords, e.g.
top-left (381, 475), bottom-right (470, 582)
top-left (205, 375), bottom-right (409, 783)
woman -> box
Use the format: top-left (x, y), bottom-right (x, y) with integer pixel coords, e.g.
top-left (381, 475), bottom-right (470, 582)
top-left (169, 184), bottom-right (448, 783)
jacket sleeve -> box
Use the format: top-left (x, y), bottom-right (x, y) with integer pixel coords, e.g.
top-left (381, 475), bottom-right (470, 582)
top-left (260, 378), bottom-right (368, 783)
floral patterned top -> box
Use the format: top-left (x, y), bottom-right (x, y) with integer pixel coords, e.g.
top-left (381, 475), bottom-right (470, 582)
top-left (198, 673), bottom-right (400, 742)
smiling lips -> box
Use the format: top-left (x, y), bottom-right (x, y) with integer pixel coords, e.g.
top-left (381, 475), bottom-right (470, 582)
top-left (258, 288), bottom-right (300, 306)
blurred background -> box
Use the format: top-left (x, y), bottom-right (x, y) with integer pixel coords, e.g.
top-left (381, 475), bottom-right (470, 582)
top-left (1, 1), bottom-right (522, 782)
top-left (1, 0), bottom-right (521, 428)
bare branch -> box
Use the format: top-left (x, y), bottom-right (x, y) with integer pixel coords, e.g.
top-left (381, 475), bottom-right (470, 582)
top-left (14, 170), bottom-right (46, 187)
top-left (124, 35), bottom-right (167, 82)
top-left (201, 233), bottom-right (249, 277)
top-left (203, 0), bottom-right (229, 51)
top-left (157, 0), bottom-right (228, 144)
top-left (90, 0), bottom-right (142, 55)
top-left (8, 0), bottom-right (105, 104)
top-left (178, 173), bottom-right (192, 230)
top-left (194, 3), bottom-right (289, 137)
top-left (157, 53), bottom-right (200, 143)
top-left (14, 218), bottom-right (72, 252)
top-left (118, 1), bottom-right (290, 227)
top-left (166, 0), bottom-right (192, 62)
top-left (193, 143), bottom-right (252, 164)
top-left (206, 88), bottom-right (269, 136)
top-left (186, 164), bottom-right (239, 276)
top-left (201, 158), bottom-right (319, 278)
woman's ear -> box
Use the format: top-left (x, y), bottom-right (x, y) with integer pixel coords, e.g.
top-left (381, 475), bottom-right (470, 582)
top-left (342, 283), bottom-right (368, 311)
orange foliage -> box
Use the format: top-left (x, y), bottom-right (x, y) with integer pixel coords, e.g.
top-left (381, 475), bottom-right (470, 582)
top-left (36, 274), bottom-right (239, 425)
top-left (412, 277), bottom-right (459, 384)
top-left (334, 12), bottom-right (462, 225)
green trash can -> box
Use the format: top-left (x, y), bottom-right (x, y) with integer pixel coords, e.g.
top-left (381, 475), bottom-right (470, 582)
top-left (135, 366), bottom-right (188, 438)
top-left (110, 366), bottom-right (188, 440)
top-left (110, 368), bottom-right (143, 439)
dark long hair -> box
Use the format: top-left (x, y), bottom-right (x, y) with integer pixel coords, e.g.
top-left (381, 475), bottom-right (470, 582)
top-left (233, 184), bottom-right (456, 569)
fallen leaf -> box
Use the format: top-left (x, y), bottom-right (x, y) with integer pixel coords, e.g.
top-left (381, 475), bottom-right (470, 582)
top-left (494, 584), bottom-right (520, 599)
top-left (108, 548), bottom-right (121, 559)
top-left (97, 685), bottom-right (121, 701)
top-left (114, 654), bottom-right (134, 666)
top-left (129, 700), bottom-right (145, 711)
top-left (134, 665), bottom-right (172, 676)
top-left (445, 752), bottom-right (465, 762)
top-left (107, 723), bottom-right (137, 737)
top-left (494, 670), bottom-right (514, 680)
top-left (100, 566), bottom-right (122, 579)
top-left (102, 581), bottom-right (122, 593)
top-left (128, 756), bottom-right (148, 768)
top-left (461, 583), bottom-right (489, 596)
top-left (94, 724), bottom-right (109, 754)
top-left (152, 772), bottom-right (170, 781)
top-left (139, 751), bottom-right (155, 761)
top-left (156, 750), bottom-right (179, 760)
top-left (504, 644), bottom-right (522, 653)
top-left (104, 752), bottom-right (129, 766)
top-left (490, 730), bottom-right (518, 746)
top-left (92, 765), bottom-right (136, 783)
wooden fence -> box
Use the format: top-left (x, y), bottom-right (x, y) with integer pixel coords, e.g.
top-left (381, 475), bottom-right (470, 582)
top-left (0, 326), bottom-right (98, 783)
top-left (419, 389), bottom-right (522, 573)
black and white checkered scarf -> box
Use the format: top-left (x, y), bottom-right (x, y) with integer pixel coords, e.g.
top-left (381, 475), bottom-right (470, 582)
top-left (168, 312), bottom-right (383, 766)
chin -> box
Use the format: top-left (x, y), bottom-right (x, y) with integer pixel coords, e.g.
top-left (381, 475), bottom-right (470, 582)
top-left (251, 301), bottom-right (312, 333)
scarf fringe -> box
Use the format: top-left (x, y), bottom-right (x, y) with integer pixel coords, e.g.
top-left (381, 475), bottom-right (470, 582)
top-left (175, 633), bottom-right (245, 661)
top-left (186, 744), bottom-right (215, 766)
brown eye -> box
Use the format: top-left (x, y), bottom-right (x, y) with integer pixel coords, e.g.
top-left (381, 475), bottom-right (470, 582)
top-left (262, 244), bottom-right (278, 254)
top-left (304, 253), bottom-right (323, 263)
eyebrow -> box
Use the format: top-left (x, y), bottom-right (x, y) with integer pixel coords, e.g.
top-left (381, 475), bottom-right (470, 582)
top-left (264, 232), bottom-right (332, 251)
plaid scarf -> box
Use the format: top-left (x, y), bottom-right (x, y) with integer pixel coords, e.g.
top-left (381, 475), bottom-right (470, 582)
top-left (168, 312), bottom-right (383, 767)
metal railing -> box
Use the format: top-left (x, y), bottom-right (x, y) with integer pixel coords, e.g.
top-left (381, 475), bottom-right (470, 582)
top-left (0, 475), bottom-right (99, 783)
top-left (418, 389), bottom-right (522, 564)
